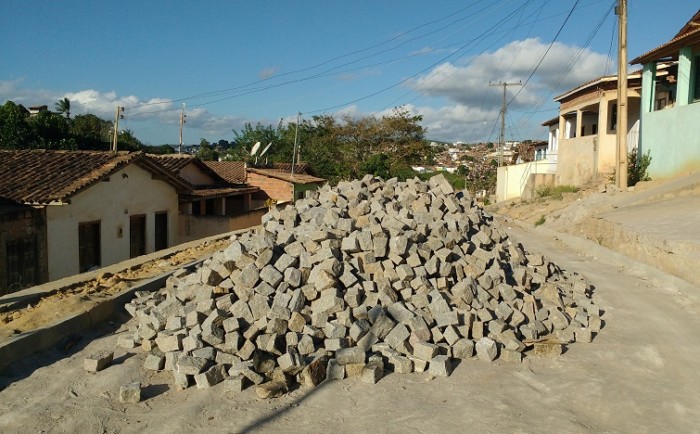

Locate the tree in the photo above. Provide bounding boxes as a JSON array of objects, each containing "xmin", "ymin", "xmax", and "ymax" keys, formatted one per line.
[
  {"xmin": 117, "ymin": 129, "xmax": 144, "ymax": 152},
  {"xmin": 0, "ymin": 101, "xmax": 32, "ymax": 149},
  {"xmin": 29, "ymin": 110, "xmax": 73, "ymax": 149},
  {"xmin": 70, "ymin": 113, "xmax": 111, "ymax": 150},
  {"xmin": 229, "ymin": 120, "xmax": 292, "ymax": 164},
  {"xmin": 457, "ymin": 164, "xmax": 470, "ymax": 189},
  {"xmin": 148, "ymin": 144, "xmax": 176, "ymax": 155},
  {"xmin": 196, "ymin": 138, "xmax": 219, "ymax": 161},
  {"xmin": 55, "ymin": 97, "xmax": 71, "ymax": 119}
]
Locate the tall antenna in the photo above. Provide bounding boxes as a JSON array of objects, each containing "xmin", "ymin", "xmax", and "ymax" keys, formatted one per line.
[
  {"xmin": 489, "ymin": 81, "xmax": 521, "ymax": 166},
  {"xmin": 179, "ymin": 103, "xmax": 186, "ymax": 154}
]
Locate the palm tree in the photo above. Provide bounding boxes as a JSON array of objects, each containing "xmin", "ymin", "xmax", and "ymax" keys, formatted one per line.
[{"xmin": 55, "ymin": 97, "xmax": 71, "ymax": 119}]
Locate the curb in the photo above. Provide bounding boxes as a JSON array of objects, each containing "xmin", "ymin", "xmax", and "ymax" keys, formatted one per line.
[{"xmin": 0, "ymin": 228, "xmax": 262, "ymax": 373}]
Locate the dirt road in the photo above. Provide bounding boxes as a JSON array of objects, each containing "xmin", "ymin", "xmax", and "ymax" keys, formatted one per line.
[{"xmin": 0, "ymin": 218, "xmax": 698, "ymax": 433}]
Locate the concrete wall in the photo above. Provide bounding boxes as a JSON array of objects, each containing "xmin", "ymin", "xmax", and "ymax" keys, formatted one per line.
[
  {"xmin": 640, "ymin": 102, "xmax": 700, "ymax": 178},
  {"xmin": 556, "ymin": 135, "xmax": 597, "ymax": 186},
  {"xmin": 496, "ymin": 159, "xmax": 557, "ymax": 202},
  {"xmin": 46, "ymin": 164, "xmax": 179, "ymax": 280},
  {"xmin": 247, "ymin": 172, "xmax": 293, "ymax": 202},
  {"xmin": 640, "ymin": 50, "xmax": 700, "ymax": 179},
  {"xmin": 178, "ymin": 208, "xmax": 267, "ymax": 243}
]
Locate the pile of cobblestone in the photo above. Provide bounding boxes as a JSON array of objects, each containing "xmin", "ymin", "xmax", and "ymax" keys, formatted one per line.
[{"xmin": 117, "ymin": 175, "xmax": 601, "ymax": 396}]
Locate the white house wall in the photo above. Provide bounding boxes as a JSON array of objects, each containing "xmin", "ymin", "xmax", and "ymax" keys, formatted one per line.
[{"xmin": 46, "ymin": 165, "xmax": 179, "ymax": 280}]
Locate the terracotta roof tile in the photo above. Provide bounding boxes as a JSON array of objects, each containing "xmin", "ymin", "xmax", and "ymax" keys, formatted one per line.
[
  {"xmin": 203, "ymin": 161, "xmax": 247, "ymax": 183},
  {"xmin": 182, "ymin": 186, "xmax": 259, "ymax": 200},
  {"xmin": 247, "ymin": 168, "xmax": 326, "ymax": 185},
  {"xmin": 147, "ymin": 153, "xmax": 197, "ymax": 172},
  {"xmin": 271, "ymin": 162, "xmax": 313, "ymax": 175},
  {"xmin": 0, "ymin": 150, "xmax": 187, "ymax": 205}
]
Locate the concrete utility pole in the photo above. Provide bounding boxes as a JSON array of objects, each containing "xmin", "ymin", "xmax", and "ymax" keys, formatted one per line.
[
  {"xmin": 616, "ymin": 0, "xmax": 628, "ymax": 189},
  {"xmin": 112, "ymin": 106, "xmax": 124, "ymax": 153},
  {"xmin": 489, "ymin": 81, "xmax": 521, "ymax": 166},
  {"xmin": 179, "ymin": 103, "xmax": 187, "ymax": 154},
  {"xmin": 291, "ymin": 112, "xmax": 301, "ymax": 178}
]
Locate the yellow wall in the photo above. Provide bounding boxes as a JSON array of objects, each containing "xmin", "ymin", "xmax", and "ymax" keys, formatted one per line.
[{"xmin": 180, "ymin": 163, "xmax": 216, "ymax": 185}]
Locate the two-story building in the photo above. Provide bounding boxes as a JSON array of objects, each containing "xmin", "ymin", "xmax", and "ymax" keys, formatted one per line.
[{"xmin": 631, "ymin": 9, "xmax": 700, "ymax": 179}]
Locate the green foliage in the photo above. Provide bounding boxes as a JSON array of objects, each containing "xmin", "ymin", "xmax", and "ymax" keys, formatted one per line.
[
  {"xmin": 227, "ymin": 120, "xmax": 295, "ymax": 164},
  {"xmin": 628, "ymin": 149, "xmax": 651, "ymax": 186},
  {"xmin": 0, "ymin": 101, "xmax": 32, "ymax": 149},
  {"xmin": 227, "ymin": 108, "xmax": 429, "ymax": 185},
  {"xmin": 0, "ymin": 101, "xmax": 77, "ymax": 150},
  {"xmin": 535, "ymin": 184, "xmax": 578, "ymax": 200},
  {"xmin": 534, "ymin": 215, "xmax": 546, "ymax": 226},
  {"xmin": 70, "ymin": 113, "xmax": 111, "ymax": 150},
  {"xmin": 55, "ymin": 98, "xmax": 71, "ymax": 119},
  {"xmin": 148, "ymin": 144, "xmax": 176, "ymax": 154},
  {"xmin": 360, "ymin": 153, "xmax": 391, "ymax": 179},
  {"xmin": 30, "ymin": 110, "xmax": 73, "ymax": 149},
  {"xmin": 196, "ymin": 138, "xmax": 219, "ymax": 161}
]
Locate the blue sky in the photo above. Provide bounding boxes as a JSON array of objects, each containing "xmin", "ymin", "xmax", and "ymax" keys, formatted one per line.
[{"xmin": 1, "ymin": 1, "xmax": 697, "ymax": 146}]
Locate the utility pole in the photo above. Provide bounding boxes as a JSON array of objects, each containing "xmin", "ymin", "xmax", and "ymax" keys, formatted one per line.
[
  {"xmin": 291, "ymin": 112, "xmax": 301, "ymax": 178},
  {"xmin": 112, "ymin": 106, "xmax": 124, "ymax": 153},
  {"xmin": 179, "ymin": 103, "xmax": 187, "ymax": 154},
  {"xmin": 616, "ymin": 0, "xmax": 628, "ymax": 189},
  {"xmin": 489, "ymin": 81, "xmax": 521, "ymax": 166}
]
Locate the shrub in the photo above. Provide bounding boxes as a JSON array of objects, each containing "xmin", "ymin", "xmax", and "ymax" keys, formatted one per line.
[
  {"xmin": 628, "ymin": 149, "xmax": 651, "ymax": 186},
  {"xmin": 535, "ymin": 184, "xmax": 578, "ymax": 200}
]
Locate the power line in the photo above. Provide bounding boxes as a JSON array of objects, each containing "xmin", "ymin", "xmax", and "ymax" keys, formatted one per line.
[
  {"xmin": 507, "ymin": 0, "xmax": 582, "ymax": 106},
  {"xmin": 513, "ymin": 1, "xmax": 615, "ymax": 127},
  {"xmin": 124, "ymin": 0, "xmax": 499, "ymax": 114}
]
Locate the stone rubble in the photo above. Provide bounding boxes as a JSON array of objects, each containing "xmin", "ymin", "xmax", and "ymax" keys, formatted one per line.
[{"xmin": 117, "ymin": 174, "xmax": 601, "ymax": 396}]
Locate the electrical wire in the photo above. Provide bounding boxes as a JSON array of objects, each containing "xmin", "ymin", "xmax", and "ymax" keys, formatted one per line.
[{"xmin": 123, "ymin": 0, "xmax": 499, "ymax": 114}]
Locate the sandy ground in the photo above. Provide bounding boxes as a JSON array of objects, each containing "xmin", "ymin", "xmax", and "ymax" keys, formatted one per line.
[
  {"xmin": 1, "ymin": 218, "xmax": 698, "ymax": 433},
  {"xmin": 0, "ymin": 238, "xmax": 230, "ymax": 342}
]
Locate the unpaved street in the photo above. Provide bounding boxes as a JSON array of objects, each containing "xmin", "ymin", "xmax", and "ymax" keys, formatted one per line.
[{"xmin": 0, "ymin": 220, "xmax": 698, "ymax": 433}]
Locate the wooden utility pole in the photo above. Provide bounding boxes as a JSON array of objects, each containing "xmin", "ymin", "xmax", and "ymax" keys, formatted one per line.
[
  {"xmin": 112, "ymin": 106, "xmax": 124, "ymax": 153},
  {"xmin": 616, "ymin": 0, "xmax": 628, "ymax": 189},
  {"xmin": 489, "ymin": 81, "xmax": 521, "ymax": 166},
  {"xmin": 179, "ymin": 103, "xmax": 186, "ymax": 154}
]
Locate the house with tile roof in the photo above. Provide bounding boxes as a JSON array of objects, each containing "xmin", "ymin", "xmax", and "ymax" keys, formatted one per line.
[
  {"xmin": 549, "ymin": 68, "xmax": 647, "ymax": 187},
  {"xmin": 0, "ymin": 150, "xmax": 188, "ymax": 292},
  {"xmin": 147, "ymin": 154, "xmax": 265, "ymax": 242},
  {"xmin": 495, "ymin": 68, "xmax": 649, "ymax": 202},
  {"xmin": 204, "ymin": 161, "xmax": 327, "ymax": 203},
  {"xmin": 631, "ymin": 9, "xmax": 700, "ymax": 179}
]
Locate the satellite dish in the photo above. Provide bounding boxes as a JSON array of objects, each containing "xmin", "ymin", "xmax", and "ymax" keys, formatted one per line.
[
  {"xmin": 250, "ymin": 141, "xmax": 261, "ymax": 156},
  {"xmin": 259, "ymin": 142, "xmax": 273, "ymax": 157}
]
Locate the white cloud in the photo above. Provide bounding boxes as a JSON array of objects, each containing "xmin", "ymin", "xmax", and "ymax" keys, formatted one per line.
[
  {"xmin": 259, "ymin": 66, "xmax": 279, "ymax": 80},
  {"xmin": 406, "ymin": 38, "xmax": 611, "ymax": 141},
  {"xmin": 0, "ymin": 80, "xmax": 256, "ymax": 143}
]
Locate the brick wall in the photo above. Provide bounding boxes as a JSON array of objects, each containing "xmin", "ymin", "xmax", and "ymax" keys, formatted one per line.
[
  {"xmin": 247, "ymin": 172, "xmax": 293, "ymax": 202},
  {"xmin": 0, "ymin": 205, "xmax": 49, "ymax": 294}
]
